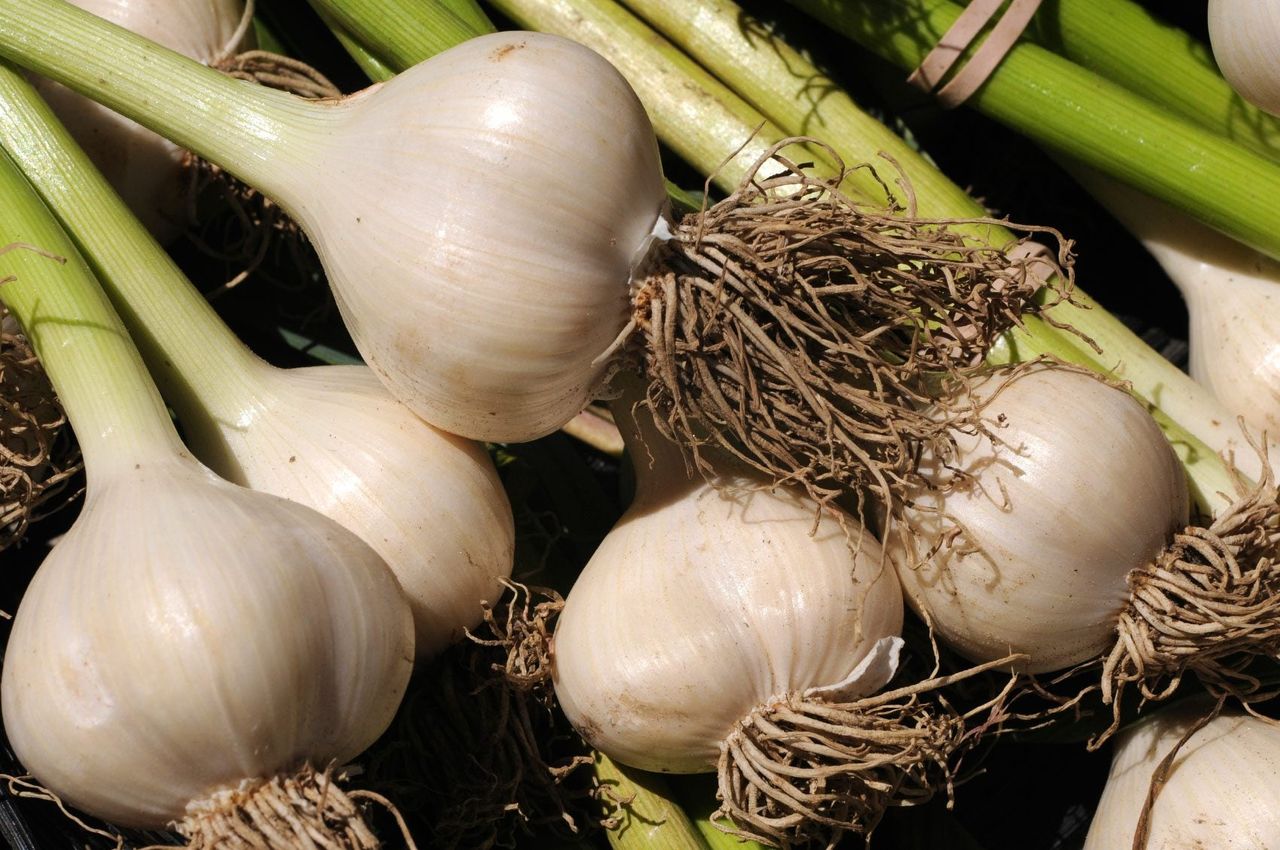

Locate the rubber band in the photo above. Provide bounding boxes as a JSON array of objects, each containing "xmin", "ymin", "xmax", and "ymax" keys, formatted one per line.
[{"xmin": 908, "ymin": 0, "xmax": 1043, "ymax": 109}]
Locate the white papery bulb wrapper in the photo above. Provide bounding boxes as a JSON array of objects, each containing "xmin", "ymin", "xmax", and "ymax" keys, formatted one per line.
[
  {"xmin": 178, "ymin": 364, "xmax": 515, "ymax": 660},
  {"xmin": 1084, "ymin": 701, "xmax": 1280, "ymax": 848},
  {"xmin": 274, "ymin": 32, "xmax": 669, "ymax": 442},
  {"xmin": 1209, "ymin": 0, "xmax": 1280, "ymax": 117},
  {"xmin": 1, "ymin": 454, "xmax": 414, "ymax": 827},
  {"xmin": 885, "ymin": 366, "xmax": 1189, "ymax": 673},
  {"xmin": 552, "ymin": 402, "xmax": 904, "ymax": 773},
  {"xmin": 31, "ymin": 0, "xmax": 248, "ymax": 241}
]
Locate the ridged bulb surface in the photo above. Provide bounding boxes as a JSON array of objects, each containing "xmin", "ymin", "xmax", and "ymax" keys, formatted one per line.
[
  {"xmin": 885, "ymin": 367, "xmax": 1188, "ymax": 673},
  {"xmin": 1, "ymin": 455, "xmax": 414, "ymax": 827},
  {"xmin": 280, "ymin": 32, "xmax": 668, "ymax": 442},
  {"xmin": 553, "ymin": 464, "xmax": 903, "ymax": 773},
  {"xmin": 1181, "ymin": 257, "xmax": 1280, "ymax": 438},
  {"xmin": 1209, "ymin": 0, "xmax": 1280, "ymax": 117},
  {"xmin": 31, "ymin": 0, "xmax": 247, "ymax": 241},
  {"xmin": 182, "ymin": 364, "xmax": 515, "ymax": 660},
  {"xmin": 1084, "ymin": 702, "xmax": 1280, "ymax": 848}
]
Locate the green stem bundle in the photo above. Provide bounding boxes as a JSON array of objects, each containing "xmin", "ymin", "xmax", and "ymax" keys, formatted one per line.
[{"xmin": 788, "ymin": 0, "xmax": 1280, "ymax": 262}]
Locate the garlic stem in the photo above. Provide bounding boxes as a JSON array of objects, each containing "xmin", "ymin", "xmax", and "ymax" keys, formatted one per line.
[
  {"xmin": 593, "ymin": 752, "xmax": 711, "ymax": 850},
  {"xmin": 0, "ymin": 63, "xmax": 270, "ymax": 428},
  {"xmin": 1028, "ymin": 0, "xmax": 1280, "ymax": 165},
  {"xmin": 788, "ymin": 0, "xmax": 1280, "ymax": 262},
  {"xmin": 309, "ymin": 3, "xmax": 395, "ymax": 82},
  {"xmin": 486, "ymin": 0, "xmax": 841, "ymax": 193},
  {"xmin": 305, "ymin": 0, "xmax": 485, "ymax": 70},
  {"xmin": 0, "ymin": 0, "xmax": 331, "ymax": 205},
  {"xmin": 0, "ymin": 147, "xmax": 181, "ymax": 483}
]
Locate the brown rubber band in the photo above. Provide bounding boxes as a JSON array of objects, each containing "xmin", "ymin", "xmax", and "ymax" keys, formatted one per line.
[{"xmin": 908, "ymin": 0, "xmax": 1043, "ymax": 109}]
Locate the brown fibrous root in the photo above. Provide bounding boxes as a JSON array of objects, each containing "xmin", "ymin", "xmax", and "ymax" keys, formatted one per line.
[
  {"xmin": 634, "ymin": 137, "xmax": 1077, "ymax": 509},
  {"xmin": 1, "ymin": 248, "xmax": 84, "ymax": 550},
  {"xmin": 1100, "ymin": 437, "xmax": 1280, "ymax": 746},
  {"xmin": 469, "ymin": 578, "xmax": 564, "ymax": 693},
  {"xmin": 362, "ymin": 583, "xmax": 591, "ymax": 849},
  {"xmin": 716, "ymin": 656, "xmax": 1020, "ymax": 849},
  {"xmin": 176, "ymin": 764, "xmax": 398, "ymax": 850}
]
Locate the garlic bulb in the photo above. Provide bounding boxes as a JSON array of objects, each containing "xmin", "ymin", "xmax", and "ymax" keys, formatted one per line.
[
  {"xmin": 3, "ymin": 453, "xmax": 414, "ymax": 827},
  {"xmin": 1084, "ymin": 701, "xmax": 1280, "ymax": 849},
  {"xmin": 553, "ymin": 395, "xmax": 903, "ymax": 772},
  {"xmin": 183, "ymin": 364, "xmax": 514, "ymax": 659},
  {"xmin": 0, "ymin": 67, "xmax": 514, "ymax": 661},
  {"xmin": 30, "ymin": 0, "xmax": 249, "ymax": 241},
  {"xmin": 294, "ymin": 33, "xmax": 667, "ymax": 441},
  {"xmin": 1209, "ymin": 0, "xmax": 1280, "ymax": 117},
  {"xmin": 1077, "ymin": 172, "xmax": 1280, "ymax": 443},
  {"xmin": 552, "ymin": 386, "xmax": 909, "ymax": 847},
  {"xmin": 885, "ymin": 365, "xmax": 1189, "ymax": 673}
]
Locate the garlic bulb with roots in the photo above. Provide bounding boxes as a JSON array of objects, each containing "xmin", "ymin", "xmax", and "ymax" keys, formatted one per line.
[
  {"xmin": 0, "ymin": 65, "xmax": 514, "ymax": 660},
  {"xmin": 30, "ymin": 0, "xmax": 250, "ymax": 241},
  {"xmin": 886, "ymin": 364, "xmax": 1189, "ymax": 675},
  {"xmin": 0, "ymin": 7, "xmax": 1069, "ymax": 507},
  {"xmin": 887, "ymin": 363, "xmax": 1280, "ymax": 737},
  {"xmin": 1209, "ymin": 0, "xmax": 1280, "ymax": 117},
  {"xmin": 552, "ymin": 380, "xmax": 1010, "ymax": 847},
  {"xmin": 4, "ymin": 453, "xmax": 415, "ymax": 832},
  {"xmin": 0, "ymin": 160, "xmax": 413, "ymax": 847},
  {"xmin": 1084, "ymin": 700, "xmax": 1280, "ymax": 849}
]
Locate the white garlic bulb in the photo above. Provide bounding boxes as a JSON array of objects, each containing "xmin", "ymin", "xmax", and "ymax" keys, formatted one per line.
[
  {"xmin": 283, "ymin": 32, "xmax": 668, "ymax": 441},
  {"xmin": 885, "ymin": 366, "xmax": 1188, "ymax": 673},
  {"xmin": 30, "ymin": 0, "xmax": 249, "ymax": 241},
  {"xmin": 1082, "ymin": 173, "xmax": 1280, "ymax": 441},
  {"xmin": 181, "ymin": 363, "xmax": 515, "ymax": 659},
  {"xmin": 552, "ymin": 395, "xmax": 903, "ymax": 773},
  {"xmin": 1084, "ymin": 700, "xmax": 1280, "ymax": 848},
  {"xmin": 2, "ymin": 452, "xmax": 415, "ymax": 827},
  {"xmin": 1209, "ymin": 0, "xmax": 1280, "ymax": 117}
]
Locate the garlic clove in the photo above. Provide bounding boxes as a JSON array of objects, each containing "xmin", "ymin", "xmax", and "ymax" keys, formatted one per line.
[
  {"xmin": 29, "ymin": 0, "xmax": 250, "ymax": 242},
  {"xmin": 1084, "ymin": 700, "xmax": 1280, "ymax": 848},
  {"xmin": 552, "ymin": 472, "xmax": 903, "ymax": 774},
  {"xmin": 1209, "ymin": 0, "xmax": 1280, "ymax": 117},
  {"xmin": 280, "ymin": 32, "xmax": 669, "ymax": 442},
  {"xmin": 1, "ymin": 454, "xmax": 415, "ymax": 827},
  {"xmin": 179, "ymin": 364, "xmax": 515, "ymax": 660},
  {"xmin": 885, "ymin": 366, "xmax": 1189, "ymax": 673}
]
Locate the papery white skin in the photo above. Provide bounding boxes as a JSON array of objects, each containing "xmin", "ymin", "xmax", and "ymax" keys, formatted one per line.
[
  {"xmin": 180, "ymin": 363, "xmax": 515, "ymax": 659},
  {"xmin": 31, "ymin": 0, "xmax": 248, "ymax": 241},
  {"xmin": 267, "ymin": 32, "xmax": 668, "ymax": 442},
  {"xmin": 1209, "ymin": 0, "xmax": 1280, "ymax": 117},
  {"xmin": 552, "ymin": 396, "xmax": 904, "ymax": 773},
  {"xmin": 1084, "ymin": 701, "xmax": 1280, "ymax": 849},
  {"xmin": 1, "ymin": 453, "xmax": 415, "ymax": 828},
  {"xmin": 884, "ymin": 367, "xmax": 1188, "ymax": 674}
]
